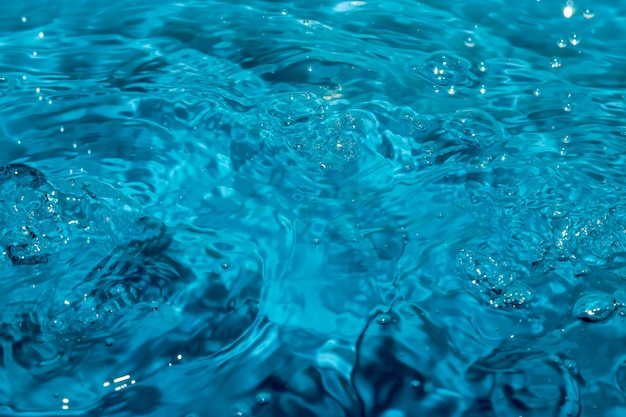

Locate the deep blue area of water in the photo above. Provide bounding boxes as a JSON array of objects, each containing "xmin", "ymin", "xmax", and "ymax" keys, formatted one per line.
[{"xmin": 1, "ymin": 0, "xmax": 626, "ymax": 416}]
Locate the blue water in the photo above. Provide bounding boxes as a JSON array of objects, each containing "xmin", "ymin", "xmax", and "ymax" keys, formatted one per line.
[{"xmin": 1, "ymin": 0, "xmax": 626, "ymax": 416}]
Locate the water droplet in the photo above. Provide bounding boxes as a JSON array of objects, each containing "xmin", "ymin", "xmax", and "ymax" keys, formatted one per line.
[
  {"xmin": 573, "ymin": 293, "xmax": 616, "ymax": 323},
  {"xmin": 376, "ymin": 313, "xmax": 393, "ymax": 325},
  {"xmin": 228, "ymin": 403, "xmax": 250, "ymax": 417},
  {"xmin": 563, "ymin": 3, "xmax": 575, "ymax": 18},
  {"xmin": 569, "ymin": 32, "xmax": 581, "ymax": 46},
  {"xmin": 220, "ymin": 261, "xmax": 230, "ymax": 270},
  {"xmin": 464, "ymin": 36, "xmax": 475, "ymax": 47},
  {"xmin": 582, "ymin": 8, "xmax": 595, "ymax": 19},
  {"xmin": 104, "ymin": 337, "xmax": 114, "ymax": 347},
  {"xmin": 550, "ymin": 57, "xmax": 562, "ymax": 68},
  {"xmin": 563, "ymin": 102, "xmax": 573, "ymax": 112},
  {"xmin": 256, "ymin": 391, "xmax": 271, "ymax": 405},
  {"xmin": 557, "ymin": 37, "xmax": 567, "ymax": 48}
]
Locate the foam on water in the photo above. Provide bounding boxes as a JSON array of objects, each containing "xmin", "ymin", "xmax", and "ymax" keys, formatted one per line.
[{"xmin": 1, "ymin": 0, "xmax": 626, "ymax": 416}]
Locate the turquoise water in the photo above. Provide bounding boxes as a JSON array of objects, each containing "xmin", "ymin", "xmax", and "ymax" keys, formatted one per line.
[{"xmin": 1, "ymin": 0, "xmax": 626, "ymax": 416}]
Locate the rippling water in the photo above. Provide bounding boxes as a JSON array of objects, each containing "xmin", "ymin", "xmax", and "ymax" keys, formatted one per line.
[{"xmin": 1, "ymin": 0, "xmax": 626, "ymax": 416}]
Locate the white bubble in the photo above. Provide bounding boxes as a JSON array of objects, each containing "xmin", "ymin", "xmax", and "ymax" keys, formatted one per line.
[
  {"xmin": 563, "ymin": 102, "xmax": 573, "ymax": 112},
  {"xmin": 38, "ymin": 31, "xmax": 44, "ymax": 39},
  {"xmin": 563, "ymin": 4, "xmax": 574, "ymax": 18},
  {"xmin": 464, "ymin": 36, "xmax": 475, "ymax": 47},
  {"xmin": 557, "ymin": 37, "xmax": 567, "ymax": 48},
  {"xmin": 21, "ymin": 16, "xmax": 27, "ymax": 23},
  {"xmin": 569, "ymin": 32, "xmax": 581, "ymax": 46}
]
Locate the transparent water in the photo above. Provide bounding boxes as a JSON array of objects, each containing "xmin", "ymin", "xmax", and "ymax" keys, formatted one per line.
[{"xmin": 1, "ymin": 0, "xmax": 626, "ymax": 416}]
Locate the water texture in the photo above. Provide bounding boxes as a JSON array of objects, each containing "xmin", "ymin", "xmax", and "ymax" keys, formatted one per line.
[{"xmin": 1, "ymin": 0, "xmax": 626, "ymax": 416}]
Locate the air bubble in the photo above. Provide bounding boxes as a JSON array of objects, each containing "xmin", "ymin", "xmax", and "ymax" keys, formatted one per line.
[
  {"xmin": 569, "ymin": 32, "xmax": 580, "ymax": 46},
  {"xmin": 312, "ymin": 236, "xmax": 321, "ymax": 245},
  {"xmin": 220, "ymin": 261, "xmax": 230, "ymax": 270},
  {"xmin": 581, "ymin": 8, "xmax": 595, "ymax": 19},
  {"xmin": 376, "ymin": 313, "xmax": 393, "ymax": 325},
  {"xmin": 573, "ymin": 293, "xmax": 616, "ymax": 323},
  {"xmin": 104, "ymin": 337, "xmax": 114, "ymax": 347},
  {"xmin": 281, "ymin": 8, "xmax": 287, "ymax": 15},
  {"xmin": 478, "ymin": 61, "xmax": 487, "ymax": 72},
  {"xmin": 562, "ymin": 135, "xmax": 571, "ymax": 143},
  {"xmin": 255, "ymin": 391, "xmax": 271, "ymax": 405},
  {"xmin": 228, "ymin": 403, "xmax": 250, "ymax": 417},
  {"xmin": 410, "ymin": 380, "xmax": 421, "ymax": 389},
  {"xmin": 503, "ymin": 285, "xmax": 535, "ymax": 307},
  {"xmin": 563, "ymin": 102, "xmax": 573, "ymax": 112},
  {"xmin": 550, "ymin": 57, "xmax": 562, "ymax": 68},
  {"xmin": 418, "ymin": 51, "xmax": 472, "ymax": 86},
  {"xmin": 557, "ymin": 37, "xmax": 567, "ymax": 48},
  {"xmin": 464, "ymin": 36, "xmax": 475, "ymax": 47},
  {"xmin": 443, "ymin": 109, "xmax": 502, "ymax": 147}
]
